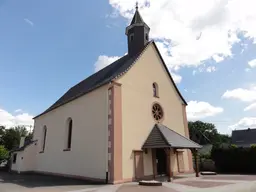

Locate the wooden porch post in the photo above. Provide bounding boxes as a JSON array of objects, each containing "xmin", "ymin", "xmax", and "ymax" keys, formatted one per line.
[
  {"xmin": 192, "ymin": 149, "xmax": 199, "ymax": 177},
  {"xmin": 151, "ymin": 148, "xmax": 156, "ymax": 180},
  {"xmin": 164, "ymin": 148, "xmax": 172, "ymax": 182}
]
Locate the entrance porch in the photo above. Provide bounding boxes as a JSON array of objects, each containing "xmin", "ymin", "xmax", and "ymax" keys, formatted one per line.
[{"xmin": 133, "ymin": 124, "xmax": 201, "ymax": 182}]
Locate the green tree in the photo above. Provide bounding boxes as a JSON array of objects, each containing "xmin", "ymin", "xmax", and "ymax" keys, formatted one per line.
[
  {"xmin": 218, "ymin": 134, "xmax": 231, "ymax": 143},
  {"xmin": 0, "ymin": 126, "xmax": 5, "ymax": 145},
  {"xmin": 188, "ymin": 120, "xmax": 231, "ymax": 145},
  {"xmin": 25, "ymin": 132, "xmax": 33, "ymax": 143},
  {"xmin": 0, "ymin": 145, "xmax": 8, "ymax": 163},
  {"xmin": 1, "ymin": 126, "xmax": 28, "ymax": 150}
]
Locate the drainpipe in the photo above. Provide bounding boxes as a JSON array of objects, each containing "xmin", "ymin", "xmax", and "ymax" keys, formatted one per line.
[{"xmin": 105, "ymin": 83, "xmax": 111, "ymax": 184}]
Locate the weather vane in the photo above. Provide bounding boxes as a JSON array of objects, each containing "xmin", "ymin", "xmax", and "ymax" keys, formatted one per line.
[{"xmin": 135, "ymin": 2, "xmax": 138, "ymax": 10}]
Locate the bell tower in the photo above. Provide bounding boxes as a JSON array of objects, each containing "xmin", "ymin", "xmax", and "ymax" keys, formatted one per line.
[{"xmin": 125, "ymin": 3, "xmax": 150, "ymax": 56}]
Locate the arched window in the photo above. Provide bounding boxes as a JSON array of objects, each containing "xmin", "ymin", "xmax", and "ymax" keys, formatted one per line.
[
  {"xmin": 153, "ymin": 83, "xmax": 159, "ymax": 97},
  {"xmin": 65, "ymin": 118, "xmax": 73, "ymax": 150},
  {"xmin": 130, "ymin": 33, "xmax": 134, "ymax": 42},
  {"xmin": 41, "ymin": 126, "xmax": 47, "ymax": 152}
]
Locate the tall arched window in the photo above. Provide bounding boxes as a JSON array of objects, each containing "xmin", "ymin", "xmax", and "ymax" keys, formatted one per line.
[
  {"xmin": 153, "ymin": 83, "xmax": 159, "ymax": 97},
  {"xmin": 41, "ymin": 126, "xmax": 47, "ymax": 152},
  {"xmin": 65, "ymin": 118, "xmax": 73, "ymax": 150}
]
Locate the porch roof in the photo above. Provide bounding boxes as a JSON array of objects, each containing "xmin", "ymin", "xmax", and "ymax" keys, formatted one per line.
[{"xmin": 142, "ymin": 124, "xmax": 202, "ymax": 149}]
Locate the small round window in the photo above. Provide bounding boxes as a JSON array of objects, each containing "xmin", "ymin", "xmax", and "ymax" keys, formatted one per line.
[{"xmin": 152, "ymin": 103, "xmax": 164, "ymax": 122}]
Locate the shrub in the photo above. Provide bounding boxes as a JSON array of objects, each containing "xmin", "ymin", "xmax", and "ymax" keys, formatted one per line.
[
  {"xmin": 211, "ymin": 145, "xmax": 256, "ymax": 173},
  {"xmin": 200, "ymin": 153, "xmax": 211, "ymax": 159},
  {"xmin": 230, "ymin": 144, "xmax": 238, "ymax": 148}
]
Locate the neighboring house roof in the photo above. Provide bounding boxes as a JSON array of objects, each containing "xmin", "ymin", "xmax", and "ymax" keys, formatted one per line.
[
  {"xmin": 11, "ymin": 140, "xmax": 37, "ymax": 153},
  {"xmin": 142, "ymin": 124, "xmax": 202, "ymax": 149},
  {"xmin": 34, "ymin": 41, "xmax": 187, "ymax": 119},
  {"xmin": 231, "ymin": 128, "xmax": 256, "ymax": 147}
]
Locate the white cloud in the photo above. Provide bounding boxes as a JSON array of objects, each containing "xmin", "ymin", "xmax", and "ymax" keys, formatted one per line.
[
  {"xmin": 186, "ymin": 101, "xmax": 224, "ymax": 120},
  {"xmin": 222, "ymin": 86, "xmax": 256, "ymax": 102},
  {"xmin": 0, "ymin": 108, "xmax": 34, "ymax": 128},
  {"xmin": 109, "ymin": 0, "xmax": 256, "ymax": 70},
  {"xmin": 229, "ymin": 117, "xmax": 256, "ymax": 130},
  {"xmin": 206, "ymin": 66, "xmax": 217, "ymax": 73},
  {"xmin": 248, "ymin": 59, "xmax": 256, "ymax": 68},
  {"xmin": 245, "ymin": 68, "xmax": 251, "ymax": 72},
  {"xmin": 192, "ymin": 66, "xmax": 216, "ymax": 75},
  {"xmin": 244, "ymin": 102, "xmax": 256, "ymax": 111},
  {"xmin": 14, "ymin": 109, "xmax": 23, "ymax": 113},
  {"xmin": 170, "ymin": 72, "xmax": 182, "ymax": 84},
  {"xmin": 24, "ymin": 18, "xmax": 34, "ymax": 26},
  {"xmin": 212, "ymin": 55, "xmax": 224, "ymax": 63},
  {"xmin": 94, "ymin": 55, "xmax": 120, "ymax": 72}
]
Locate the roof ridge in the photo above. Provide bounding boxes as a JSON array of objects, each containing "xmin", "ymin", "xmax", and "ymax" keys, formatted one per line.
[
  {"xmin": 158, "ymin": 124, "xmax": 202, "ymax": 148},
  {"xmin": 154, "ymin": 124, "xmax": 171, "ymax": 147},
  {"xmin": 112, "ymin": 40, "xmax": 153, "ymax": 81},
  {"xmin": 69, "ymin": 55, "xmax": 128, "ymax": 91}
]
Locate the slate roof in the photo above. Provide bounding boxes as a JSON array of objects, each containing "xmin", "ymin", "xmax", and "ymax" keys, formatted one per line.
[
  {"xmin": 232, "ymin": 128, "xmax": 256, "ymax": 147},
  {"xmin": 34, "ymin": 41, "xmax": 187, "ymax": 119},
  {"xmin": 131, "ymin": 9, "xmax": 144, "ymax": 25},
  {"xmin": 129, "ymin": 8, "xmax": 150, "ymax": 29},
  {"xmin": 34, "ymin": 47, "xmax": 144, "ymax": 118},
  {"xmin": 142, "ymin": 124, "xmax": 202, "ymax": 149}
]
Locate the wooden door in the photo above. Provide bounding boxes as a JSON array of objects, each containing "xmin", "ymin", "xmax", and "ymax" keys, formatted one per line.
[
  {"xmin": 156, "ymin": 148, "xmax": 167, "ymax": 175},
  {"xmin": 134, "ymin": 151, "xmax": 144, "ymax": 179},
  {"xmin": 177, "ymin": 151, "xmax": 185, "ymax": 173}
]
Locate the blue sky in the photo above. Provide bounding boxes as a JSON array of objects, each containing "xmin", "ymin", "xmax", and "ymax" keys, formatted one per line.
[{"xmin": 1, "ymin": 0, "xmax": 256, "ymax": 134}]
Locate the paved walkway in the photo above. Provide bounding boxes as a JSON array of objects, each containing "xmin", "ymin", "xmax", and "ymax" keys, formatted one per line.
[
  {"xmin": 108, "ymin": 175, "xmax": 256, "ymax": 192},
  {"xmin": 1, "ymin": 173, "xmax": 256, "ymax": 192}
]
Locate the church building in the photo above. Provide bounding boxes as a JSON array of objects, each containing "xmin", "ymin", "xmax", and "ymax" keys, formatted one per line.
[{"xmin": 10, "ymin": 5, "xmax": 201, "ymax": 184}]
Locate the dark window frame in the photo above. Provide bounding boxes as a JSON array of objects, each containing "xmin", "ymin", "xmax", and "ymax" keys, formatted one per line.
[
  {"xmin": 41, "ymin": 126, "xmax": 47, "ymax": 153},
  {"xmin": 13, "ymin": 153, "xmax": 17, "ymax": 164},
  {"xmin": 64, "ymin": 118, "xmax": 73, "ymax": 151},
  {"xmin": 153, "ymin": 83, "xmax": 159, "ymax": 98},
  {"xmin": 67, "ymin": 119, "xmax": 72, "ymax": 149},
  {"xmin": 146, "ymin": 33, "xmax": 149, "ymax": 41},
  {"xmin": 130, "ymin": 33, "xmax": 134, "ymax": 42}
]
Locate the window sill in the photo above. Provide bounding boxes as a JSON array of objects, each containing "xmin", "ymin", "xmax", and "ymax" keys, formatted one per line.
[
  {"xmin": 154, "ymin": 96, "xmax": 159, "ymax": 98},
  {"xmin": 63, "ymin": 148, "xmax": 71, "ymax": 152},
  {"xmin": 39, "ymin": 151, "xmax": 44, "ymax": 154}
]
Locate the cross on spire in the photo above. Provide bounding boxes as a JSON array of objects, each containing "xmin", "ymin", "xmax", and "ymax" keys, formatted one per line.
[{"xmin": 135, "ymin": 2, "xmax": 138, "ymax": 10}]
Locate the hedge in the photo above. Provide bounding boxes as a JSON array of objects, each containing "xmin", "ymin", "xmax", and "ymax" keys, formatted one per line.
[{"xmin": 211, "ymin": 145, "xmax": 256, "ymax": 173}]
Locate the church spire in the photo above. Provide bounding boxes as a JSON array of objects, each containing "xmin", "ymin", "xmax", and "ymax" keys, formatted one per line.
[{"xmin": 125, "ymin": 3, "xmax": 150, "ymax": 56}]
